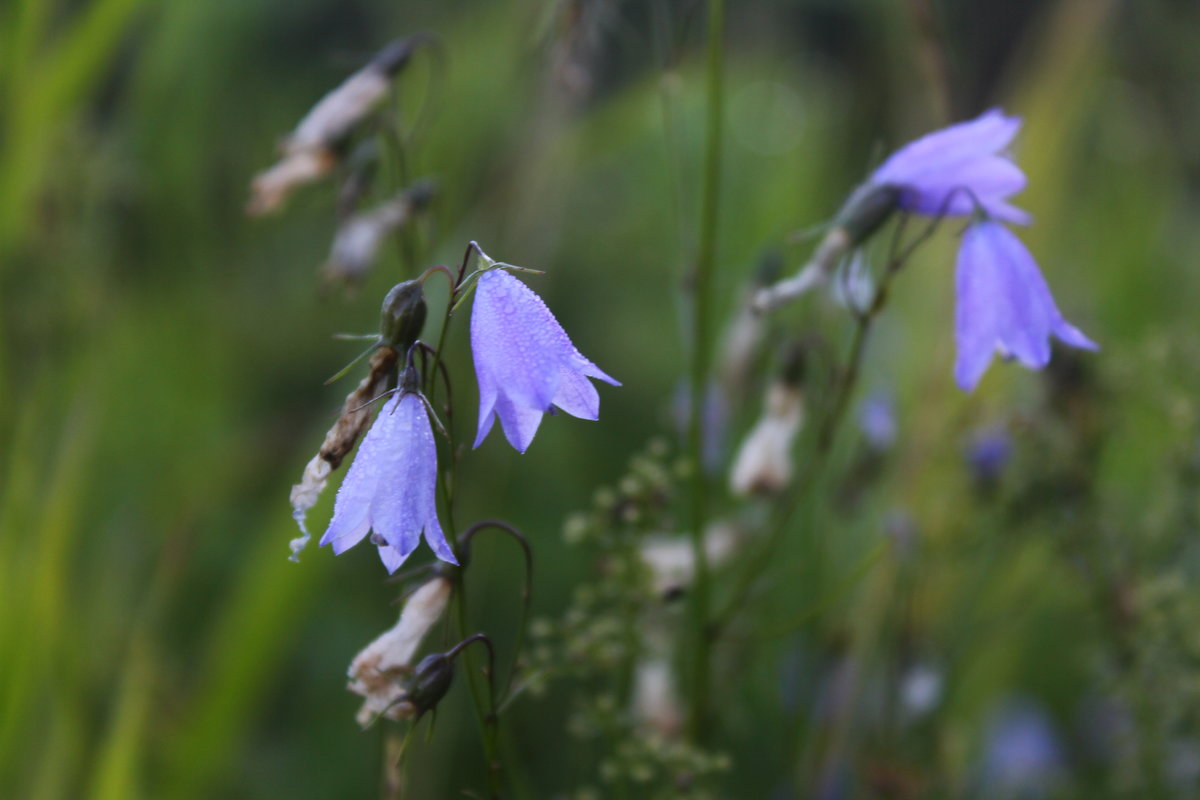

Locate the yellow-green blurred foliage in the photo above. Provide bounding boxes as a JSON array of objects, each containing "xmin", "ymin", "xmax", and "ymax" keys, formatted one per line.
[{"xmin": 2, "ymin": 0, "xmax": 1199, "ymax": 796}]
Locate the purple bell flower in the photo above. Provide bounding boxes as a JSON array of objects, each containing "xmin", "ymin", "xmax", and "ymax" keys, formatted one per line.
[
  {"xmin": 320, "ymin": 392, "xmax": 457, "ymax": 572},
  {"xmin": 870, "ymin": 109, "xmax": 1031, "ymax": 225},
  {"xmin": 470, "ymin": 269, "xmax": 619, "ymax": 453},
  {"xmin": 955, "ymin": 220, "xmax": 1097, "ymax": 391}
]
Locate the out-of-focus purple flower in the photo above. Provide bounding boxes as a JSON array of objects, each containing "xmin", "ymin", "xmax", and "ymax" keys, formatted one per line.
[
  {"xmin": 859, "ymin": 392, "xmax": 897, "ymax": 452},
  {"xmin": 980, "ymin": 699, "xmax": 1063, "ymax": 797},
  {"xmin": 870, "ymin": 109, "xmax": 1030, "ymax": 225},
  {"xmin": 470, "ymin": 269, "xmax": 619, "ymax": 453},
  {"xmin": 955, "ymin": 221, "xmax": 1097, "ymax": 391},
  {"xmin": 320, "ymin": 392, "xmax": 456, "ymax": 572},
  {"xmin": 966, "ymin": 427, "xmax": 1013, "ymax": 485}
]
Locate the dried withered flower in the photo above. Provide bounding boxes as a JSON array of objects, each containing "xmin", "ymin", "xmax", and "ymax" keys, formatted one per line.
[
  {"xmin": 247, "ymin": 38, "xmax": 420, "ymax": 216},
  {"xmin": 347, "ymin": 576, "xmax": 453, "ymax": 726},
  {"xmin": 322, "ymin": 181, "xmax": 436, "ymax": 284}
]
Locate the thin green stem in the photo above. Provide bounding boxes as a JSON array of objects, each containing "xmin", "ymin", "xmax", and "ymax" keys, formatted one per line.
[
  {"xmin": 459, "ymin": 520, "xmax": 534, "ymax": 705},
  {"xmin": 686, "ymin": 0, "xmax": 725, "ymax": 744},
  {"xmin": 449, "ymin": 572, "xmax": 503, "ymax": 798},
  {"xmin": 421, "ymin": 276, "xmax": 502, "ymax": 796}
]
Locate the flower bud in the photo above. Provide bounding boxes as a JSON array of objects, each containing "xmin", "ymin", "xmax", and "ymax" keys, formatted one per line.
[
  {"xmin": 404, "ymin": 652, "xmax": 455, "ymax": 717},
  {"xmin": 753, "ymin": 185, "xmax": 900, "ymax": 313},
  {"xmin": 834, "ymin": 182, "xmax": 901, "ymax": 245},
  {"xmin": 379, "ymin": 280, "xmax": 427, "ymax": 351}
]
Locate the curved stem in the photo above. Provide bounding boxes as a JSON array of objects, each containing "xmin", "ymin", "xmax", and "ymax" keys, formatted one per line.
[
  {"xmin": 450, "ymin": 571, "xmax": 504, "ymax": 798},
  {"xmin": 459, "ymin": 520, "xmax": 535, "ymax": 704}
]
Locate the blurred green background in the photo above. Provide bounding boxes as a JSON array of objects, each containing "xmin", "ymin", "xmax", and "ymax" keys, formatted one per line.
[{"xmin": 3, "ymin": 0, "xmax": 1200, "ymax": 796}]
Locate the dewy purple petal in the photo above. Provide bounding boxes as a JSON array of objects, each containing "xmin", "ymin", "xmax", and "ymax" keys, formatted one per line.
[
  {"xmin": 470, "ymin": 269, "xmax": 619, "ymax": 452},
  {"xmin": 471, "ymin": 270, "xmax": 567, "ymax": 410},
  {"xmin": 491, "ymin": 393, "xmax": 544, "ymax": 453},
  {"xmin": 552, "ymin": 366, "xmax": 600, "ymax": 421},
  {"xmin": 320, "ymin": 392, "xmax": 457, "ymax": 572},
  {"xmin": 372, "ymin": 394, "xmax": 432, "ymax": 559},
  {"xmin": 320, "ymin": 396, "xmax": 390, "ymax": 554}
]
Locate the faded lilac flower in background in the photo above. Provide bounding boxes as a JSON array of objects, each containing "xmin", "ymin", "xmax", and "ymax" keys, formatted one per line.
[
  {"xmin": 471, "ymin": 269, "xmax": 619, "ymax": 453},
  {"xmin": 320, "ymin": 392, "xmax": 457, "ymax": 572},
  {"xmin": 870, "ymin": 109, "xmax": 1030, "ymax": 225},
  {"xmin": 955, "ymin": 221, "xmax": 1097, "ymax": 391}
]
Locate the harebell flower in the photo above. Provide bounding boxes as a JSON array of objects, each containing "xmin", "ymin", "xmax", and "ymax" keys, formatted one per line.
[
  {"xmin": 321, "ymin": 388, "xmax": 457, "ymax": 573},
  {"xmin": 470, "ymin": 268, "xmax": 619, "ymax": 453}
]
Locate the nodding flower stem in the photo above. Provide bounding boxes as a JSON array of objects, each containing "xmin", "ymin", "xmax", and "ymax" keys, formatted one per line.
[{"xmin": 686, "ymin": 0, "xmax": 725, "ymax": 745}]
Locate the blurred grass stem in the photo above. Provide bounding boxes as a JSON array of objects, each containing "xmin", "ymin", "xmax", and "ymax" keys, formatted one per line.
[
  {"xmin": 716, "ymin": 214, "xmax": 936, "ymax": 631},
  {"xmin": 686, "ymin": 0, "xmax": 724, "ymax": 745}
]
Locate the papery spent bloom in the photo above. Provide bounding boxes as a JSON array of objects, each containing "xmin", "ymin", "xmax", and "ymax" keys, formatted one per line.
[
  {"xmin": 869, "ymin": 108, "xmax": 1030, "ymax": 225},
  {"xmin": 955, "ymin": 221, "xmax": 1097, "ymax": 391},
  {"xmin": 470, "ymin": 268, "xmax": 619, "ymax": 453},
  {"xmin": 320, "ymin": 391, "xmax": 457, "ymax": 572},
  {"xmin": 729, "ymin": 343, "xmax": 807, "ymax": 496},
  {"xmin": 323, "ymin": 182, "xmax": 435, "ymax": 284},
  {"xmin": 247, "ymin": 38, "xmax": 418, "ymax": 216},
  {"xmin": 729, "ymin": 380, "xmax": 804, "ymax": 496},
  {"xmin": 348, "ymin": 576, "xmax": 453, "ymax": 726}
]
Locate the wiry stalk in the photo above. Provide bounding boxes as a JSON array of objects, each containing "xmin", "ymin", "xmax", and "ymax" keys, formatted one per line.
[{"xmin": 686, "ymin": 0, "xmax": 725, "ymax": 744}]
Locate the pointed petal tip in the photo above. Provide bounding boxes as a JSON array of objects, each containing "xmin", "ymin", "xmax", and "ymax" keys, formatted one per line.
[
  {"xmin": 321, "ymin": 517, "xmax": 372, "ymax": 554},
  {"xmin": 955, "ymin": 367, "xmax": 984, "ymax": 393},
  {"xmin": 1055, "ymin": 321, "xmax": 1099, "ymax": 352},
  {"xmin": 473, "ymin": 400, "xmax": 497, "ymax": 449},
  {"xmin": 423, "ymin": 521, "xmax": 459, "ymax": 565}
]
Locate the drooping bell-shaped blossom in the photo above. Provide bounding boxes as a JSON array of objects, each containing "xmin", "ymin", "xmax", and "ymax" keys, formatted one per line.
[
  {"xmin": 755, "ymin": 110, "xmax": 1033, "ymax": 313},
  {"xmin": 320, "ymin": 392, "xmax": 457, "ymax": 572},
  {"xmin": 870, "ymin": 108, "xmax": 1031, "ymax": 225},
  {"xmin": 470, "ymin": 269, "xmax": 619, "ymax": 453},
  {"xmin": 955, "ymin": 220, "xmax": 1097, "ymax": 391}
]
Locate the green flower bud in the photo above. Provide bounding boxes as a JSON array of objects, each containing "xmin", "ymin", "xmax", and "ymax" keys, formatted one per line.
[
  {"xmin": 379, "ymin": 280, "xmax": 427, "ymax": 350},
  {"xmin": 835, "ymin": 182, "xmax": 901, "ymax": 244},
  {"xmin": 406, "ymin": 652, "xmax": 454, "ymax": 717}
]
